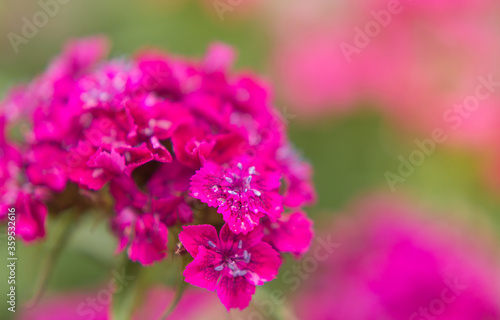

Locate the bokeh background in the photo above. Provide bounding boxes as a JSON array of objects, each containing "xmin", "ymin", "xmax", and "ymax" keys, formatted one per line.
[{"xmin": 1, "ymin": 0, "xmax": 500, "ymax": 319}]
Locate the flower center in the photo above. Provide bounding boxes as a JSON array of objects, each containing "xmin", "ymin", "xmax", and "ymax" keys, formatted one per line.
[
  {"xmin": 211, "ymin": 239, "xmax": 252, "ymax": 277},
  {"xmin": 223, "ymin": 163, "xmax": 262, "ymax": 197}
]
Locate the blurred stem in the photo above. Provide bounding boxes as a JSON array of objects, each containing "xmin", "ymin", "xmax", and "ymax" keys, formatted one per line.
[
  {"xmin": 253, "ymin": 288, "xmax": 300, "ymax": 320},
  {"xmin": 25, "ymin": 211, "xmax": 79, "ymax": 308},
  {"xmin": 111, "ymin": 256, "xmax": 143, "ymax": 320},
  {"xmin": 158, "ymin": 255, "xmax": 189, "ymax": 320}
]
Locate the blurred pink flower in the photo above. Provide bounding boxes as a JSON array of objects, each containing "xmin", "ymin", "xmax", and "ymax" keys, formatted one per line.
[
  {"xmin": 269, "ymin": 0, "xmax": 500, "ymax": 150},
  {"xmin": 17, "ymin": 286, "xmax": 227, "ymax": 320},
  {"xmin": 262, "ymin": 211, "xmax": 314, "ymax": 257},
  {"xmin": 294, "ymin": 195, "xmax": 500, "ymax": 320}
]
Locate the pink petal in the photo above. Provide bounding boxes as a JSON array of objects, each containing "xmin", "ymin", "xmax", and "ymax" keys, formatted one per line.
[
  {"xmin": 219, "ymin": 223, "xmax": 263, "ymax": 252},
  {"xmin": 265, "ymin": 211, "xmax": 314, "ymax": 257},
  {"xmin": 203, "ymin": 42, "xmax": 235, "ymax": 74},
  {"xmin": 148, "ymin": 136, "xmax": 173, "ymax": 163},
  {"xmin": 216, "ymin": 274, "xmax": 255, "ymax": 311},
  {"xmin": 245, "ymin": 242, "xmax": 282, "ymax": 286},
  {"xmin": 128, "ymin": 214, "xmax": 168, "ymax": 265},
  {"xmin": 152, "ymin": 196, "xmax": 193, "ymax": 226},
  {"xmin": 183, "ymin": 246, "xmax": 224, "ymax": 292},
  {"xmin": 16, "ymin": 193, "xmax": 48, "ymax": 243},
  {"xmin": 88, "ymin": 148, "xmax": 126, "ymax": 175},
  {"xmin": 179, "ymin": 224, "xmax": 220, "ymax": 257},
  {"xmin": 189, "ymin": 162, "xmax": 222, "ymax": 207},
  {"xmin": 219, "ymin": 203, "xmax": 263, "ymax": 235}
]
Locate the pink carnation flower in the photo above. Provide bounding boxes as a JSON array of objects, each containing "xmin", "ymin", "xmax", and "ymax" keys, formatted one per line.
[
  {"xmin": 262, "ymin": 211, "xmax": 314, "ymax": 257},
  {"xmin": 179, "ymin": 223, "xmax": 282, "ymax": 310},
  {"xmin": 0, "ymin": 117, "xmax": 48, "ymax": 243},
  {"xmin": 110, "ymin": 173, "xmax": 194, "ymax": 265},
  {"xmin": 190, "ymin": 158, "xmax": 283, "ymax": 234}
]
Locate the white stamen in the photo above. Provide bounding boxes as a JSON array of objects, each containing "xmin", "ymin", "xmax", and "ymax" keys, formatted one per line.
[
  {"xmin": 207, "ymin": 240, "xmax": 217, "ymax": 248},
  {"xmin": 214, "ymin": 265, "xmax": 224, "ymax": 271},
  {"xmin": 92, "ymin": 169, "xmax": 104, "ymax": 178},
  {"xmin": 248, "ymin": 166, "xmax": 256, "ymax": 175},
  {"xmin": 243, "ymin": 250, "xmax": 251, "ymax": 263},
  {"xmin": 232, "ymin": 270, "xmax": 247, "ymax": 277}
]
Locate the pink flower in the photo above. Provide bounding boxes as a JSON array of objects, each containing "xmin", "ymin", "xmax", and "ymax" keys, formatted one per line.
[
  {"xmin": 0, "ymin": 174, "xmax": 49, "ymax": 243},
  {"xmin": 49, "ymin": 36, "xmax": 110, "ymax": 78},
  {"xmin": 276, "ymin": 144, "xmax": 316, "ymax": 208},
  {"xmin": 13, "ymin": 192, "xmax": 48, "ymax": 242},
  {"xmin": 267, "ymin": 0, "xmax": 500, "ymax": 151},
  {"xmin": 272, "ymin": 26, "xmax": 361, "ymax": 116},
  {"xmin": 294, "ymin": 196, "xmax": 500, "ymax": 319},
  {"xmin": 0, "ymin": 119, "xmax": 49, "ymax": 243},
  {"xmin": 18, "ymin": 286, "xmax": 229, "ymax": 320},
  {"xmin": 84, "ymin": 148, "xmax": 127, "ymax": 190},
  {"xmin": 190, "ymin": 158, "xmax": 283, "ymax": 234},
  {"xmin": 179, "ymin": 224, "xmax": 282, "ymax": 310},
  {"xmin": 170, "ymin": 122, "xmax": 245, "ymax": 169},
  {"xmin": 70, "ymin": 60, "xmax": 129, "ymax": 111},
  {"xmin": 147, "ymin": 161, "xmax": 195, "ymax": 226},
  {"xmin": 110, "ymin": 177, "xmax": 170, "ymax": 265},
  {"xmin": 25, "ymin": 144, "xmax": 67, "ymax": 192},
  {"xmin": 132, "ymin": 286, "xmax": 229, "ymax": 320},
  {"xmin": 18, "ymin": 292, "xmax": 109, "ymax": 320},
  {"xmin": 147, "ymin": 161, "xmax": 193, "ymax": 197},
  {"xmin": 262, "ymin": 211, "xmax": 314, "ymax": 257},
  {"xmin": 202, "ymin": 43, "xmax": 235, "ymax": 75}
]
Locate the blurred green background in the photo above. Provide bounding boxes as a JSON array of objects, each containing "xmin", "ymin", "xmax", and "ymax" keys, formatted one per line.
[{"xmin": 1, "ymin": 1, "xmax": 500, "ymax": 319}]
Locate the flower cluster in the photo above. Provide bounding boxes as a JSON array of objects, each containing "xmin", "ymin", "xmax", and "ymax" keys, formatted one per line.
[{"xmin": 0, "ymin": 36, "xmax": 315, "ymax": 310}]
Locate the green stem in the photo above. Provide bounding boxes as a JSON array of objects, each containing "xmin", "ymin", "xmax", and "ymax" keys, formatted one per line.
[
  {"xmin": 253, "ymin": 288, "xmax": 300, "ymax": 320},
  {"xmin": 25, "ymin": 212, "xmax": 78, "ymax": 308},
  {"xmin": 111, "ymin": 256, "xmax": 143, "ymax": 320},
  {"xmin": 158, "ymin": 256, "xmax": 189, "ymax": 320}
]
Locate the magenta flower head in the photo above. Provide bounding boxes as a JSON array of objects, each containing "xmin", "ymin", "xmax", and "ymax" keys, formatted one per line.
[
  {"xmin": 0, "ymin": 36, "xmax": 315, "ymax": 311},
  {"xmin": 190, "ymin": 157, "xmax": 283, "ymax": 234},
  {"xmin": 294, "ymin": 196, "xmax": 500, "ymax": 320},
  {"xmin": 179, "ymin": 224, "xmax": 282, "ymax": 309}
]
